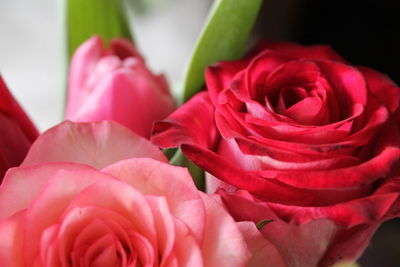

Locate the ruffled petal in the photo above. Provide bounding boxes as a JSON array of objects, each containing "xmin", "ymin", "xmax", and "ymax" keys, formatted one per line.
[
  {"xmin": 358, "ymin": 66, "xmax": 400, "ymax": 113},
  {"xmin": 220, "ymin": 190, "xmax": 340, "ymax": 267},
  {"xmin": 0, "ymin": 211, "xmax": 25, "ymax": 267},
  {"xmin": 152, "ymin": 92, "xmax": 219, "ymax": 150},
  {"xmin": 102, "ymin": 158, "xmax": 206, "ymax": 244},
  {"xmin": 0, "ymin": 76, "xmax": 38, "ymax": 143},
  {"xmin": 237, "ymin": 221, "xmax": 286, "ymax": 267},
  {"xmin": 251, "ymin": 41, "xmax": 349, "ymax": 64},
  {"xmin": 67, "ymin": 36, "xmax": 105, "ymax": 116},
  {"xmin": 0, "ymin": 163, "xmax": 94, "ymax": 219},
  {"xmin": 199, "ymin": 193, "xmax": 250, "ymax": 267},
  {"xmin": 68, "ymin": 68, "xmax": 175, "ymax": 139},
  {"xmin": 23, "ymin": 121, "xmax": 167, "ymax": 169},
  {"xmin": 22, "ymin": 167, "xmax": 115, "ymax": 262}
]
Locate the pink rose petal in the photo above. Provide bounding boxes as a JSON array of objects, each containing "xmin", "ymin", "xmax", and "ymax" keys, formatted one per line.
[{"xmin": 23, "ymin": 120, "xmax": 167, "ymax": 168}]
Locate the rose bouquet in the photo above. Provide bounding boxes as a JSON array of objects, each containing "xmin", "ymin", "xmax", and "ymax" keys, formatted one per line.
[{"xmin": 0, "ymin": 0, "xmax": 399, "ymax": 266}]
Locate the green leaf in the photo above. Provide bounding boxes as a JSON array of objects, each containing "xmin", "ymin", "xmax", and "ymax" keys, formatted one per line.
[
  {"xmin": 66, "ymin": 0, "xmax": 133, "ymax": 59},
  {"xmin": 163, "ymin": 148, "xmax": 178, "ymax": 160},
  {"xmin": 256, "ymin": 219, "xmax": 274, "ymax": 230},
  {"xmin": 170, "ymin": 149, "xmax": 205, "ymax": 191},
  {"xmin": 332, "ymin": 262, "xmax": 360, "ymax": 267},
  {"xmin": 181, "ymin": 0, "xmax": 262, "ymax": 102},
  {"xmin": 126, "ymin": 0, "xmax": 168, "ymax": 14}
]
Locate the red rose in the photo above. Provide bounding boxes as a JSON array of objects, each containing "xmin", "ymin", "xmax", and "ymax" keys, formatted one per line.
[
  {"xmin": 152, "ymin": 41, "xmax": 400, "ymax": 266},
  {"xmin": 0, "ymin": 76, "xmax": 38, "ymax": 179}
]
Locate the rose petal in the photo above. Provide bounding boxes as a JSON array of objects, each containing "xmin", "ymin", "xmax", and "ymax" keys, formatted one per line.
[
  {"xmin": 152, "ymin": 91, "xmax": 219, "ymax": 150},
  {"xmin": 90, "ymin": 239, "xmax": 121, "ymax": 267},
  {"xmin": 183, "ymin": 144, "xmax": 368, "ymax": 206},
  {"xmin": 222, "ymin": 189, "xmax": 387, "ymax": 266},
  {"xmin": 221, "ymin": 176, "xmax": 400, "ymax": 227},
  {"xmin": 23, "ymin": 168, "xmax": 115, "ymax": 262},
  {"xmin": 0, "ymin": 163, "xmax": 94, "ymax": 219},
  {"xmin": 23, "ymin": 120, "xmax": 167, "ymax": 168},
  {"xmin": 266, "ymin": 132, "xmax": 400, "ymax": 189},
  {"xmin": 109, "ymin": 38, "xmax": 143, "ymax": 60},
  {"xmin": 320, "ymin": 223, "xmax": 380, "ymax": 266},
  {"xmin": 67, "ymin": 36, "xmax": 105, "ymax": 116},
  {"xmin": 220, "ymin": 138, "xmax": 361, "ymax": 172},
  {"xmin": 316, "ymin": 61, "xmax": 367, "ymax": 118},
  {"xmin": 102, "ymin": 158, "xmax": 206, "ymax": 244},
  {"xmin": 53, "ymin": 205, "xmax": 155, "ymax": 266},
  {"xmin": 358, "ymin": 66, "xmax": 400, "ymax": 113},
  {"xmin": 68, "ymin": 68, "xmax": 175, "ymax": 139},
  {"xmin": 199, "ymin": 193, "xmax": 250, "ymax": 267},
  {"xmin": 0, "ymin": 211, "xmax": 25, "ymax": 267},
  {"xmin": 237, "ymin": 221, "xmax": 286, "ymax": 267},
  {"xmin": 282, "ymin": 96, "xmax": 324, "ymax": 124},
  {"xmin": 62, "ymin": 180, "xmax": 158, "ymax": 252},
  {"xmin": 252, "ymin": 41, "xmax": 349, "ymax": 64},
  {"xmin": 172, "ymin": 219, "xmax": 203, "ymax": 267},
  {"xmin": 0, "ymin": 76, "xmax": 39, "ymax": 143},
  {"xmin": 264, "ymin": 60, "xmax": 321, "ymax": 95},
  {"xmin": 145, "ymin": 196, "xmax": 176, "ymax": 266},
  {"xmin": 235, "ymin": 135, "xmax": 354, "ymax": 163},
  {"xmin": 220, "ymin": 190, "xmax": 339, "ymax": 267},
  {"xmin": 244, "ymin": 51, "xmax": 292, "ymax": 102},
  {"xmin": 83, "ymin": 234, "xmax": 120, "ymax": 266},
  {"xmin": 0, "ymin": 113, "xmax": 32, "ymax": 178},
  {"xmin": 206, "ymin": 60, "xmax": 250, "ymax": 107}
]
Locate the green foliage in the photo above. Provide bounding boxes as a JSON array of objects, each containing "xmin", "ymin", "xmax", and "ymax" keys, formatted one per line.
[
  {"xmin": 170, "ymin": 149, "xmax": 205, "ymax": 191},
  {"xmin": 181, "ymin": 0, "xmax": 263, "ymax": 102},
  {"xmin": 256, "ymin": 219, "xmax": 274, "ymax": 230},
  {"xmin": 66, "ymin": 0, "xmax": 133, "ymax": 58},
  {"xmin": 332, "ymin": 262, "xmax": 360, "ymax": 267}
]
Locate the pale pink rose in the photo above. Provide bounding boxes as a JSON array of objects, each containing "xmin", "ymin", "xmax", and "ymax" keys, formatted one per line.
[
  {"xmin": 66, "ymin": 36, "xmax": 176, "ymax": 139},
  {"xmin": 0, "ymin": 121, "xmax": 258, "ymax": 266}
]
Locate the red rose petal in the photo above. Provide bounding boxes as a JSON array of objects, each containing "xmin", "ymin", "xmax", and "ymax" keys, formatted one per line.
[
  {"xmin": 0, "ymin": 76, "xmax": 39, "ymax": 143},
  {"xmin": 316, "ymin": 60, "xmax": 368, "ymax": 119},
  {"xmin": 182, "ymin": 144, "xmax": 370, "ymax": 206},
  {"xmin": 152, "ymin": 92, "xmax": 219, "ymax": 150},
  {"xmin": 206, "ymin": 60, "xmax": 250, "ymax": 107},
  {"xmin": 251, "ymin": 41, "xmax": 349, "ymax": 64},
  {"xmin": 358, "ymin": 66, "xmax": 400, "ymax": 113}
]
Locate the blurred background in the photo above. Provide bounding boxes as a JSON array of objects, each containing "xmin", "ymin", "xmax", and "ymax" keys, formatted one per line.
[
  {"xmin": 0, "ymin": 0, "xmax": 213, "ymax": 131},
  {"xmin": 0, "ymin": 0, "xmax": 399, "ymax": 266}
]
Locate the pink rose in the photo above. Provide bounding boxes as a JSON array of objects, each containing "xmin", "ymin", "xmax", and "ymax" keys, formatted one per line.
[
  {"xmin": 66, "ymin": 36, "xmax": 176, "ymax": 139},
  {"xmin": 0, "ymin": 121, "xmax": 264, "ymax": 266},
  {"xmin": 0, "ymin": 76, "xmax": 38, "ymax": 179}
]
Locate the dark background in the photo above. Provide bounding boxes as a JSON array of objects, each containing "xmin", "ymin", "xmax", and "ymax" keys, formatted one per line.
[
  {"xmin": 253, "ymin": 0, "xmax": 400, "ymax": 84},
  {"xmin": 252, "ymin": 0, "xmax": 400, "ymax": 266}
]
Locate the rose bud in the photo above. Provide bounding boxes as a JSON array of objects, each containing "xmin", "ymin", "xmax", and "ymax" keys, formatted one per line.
[
  {"xmin": 0, "ymin": 76, "xmax": 38, "ymax": 179},
  {"xmin": 65, "ymin": 36, "xmax": 176, "ymax": 139},
  {"xmin": 152, "ymin": 41, "xmax": 400, "ymax": 266}
]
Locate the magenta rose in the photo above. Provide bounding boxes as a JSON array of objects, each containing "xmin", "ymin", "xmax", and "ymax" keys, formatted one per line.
[
  {"xmin": 65, "ymin": 36, "xmax": 176, "ymax": 139},
  {"xmin": 0, "ymin": 120, "xmax": 281, "ymax": 266},
  {"xmin": 0, "ymin": 76, "xmax": 38, "ymax": 179},
  {"xmin": 152, "ymin": 41, "xmax": 400, "ymax": 266}
]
